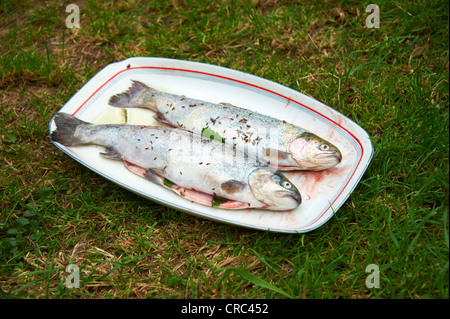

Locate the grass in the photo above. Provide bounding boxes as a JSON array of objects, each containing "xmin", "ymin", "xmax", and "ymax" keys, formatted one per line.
[{"xmin": 0, "ymin": 0, "xmax": 448, "ymax": 299}]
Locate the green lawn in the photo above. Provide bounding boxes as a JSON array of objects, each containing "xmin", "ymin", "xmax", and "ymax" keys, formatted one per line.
[{"xmin": 0, "ymin": 0, "xmax": 448, "ymax": 298}]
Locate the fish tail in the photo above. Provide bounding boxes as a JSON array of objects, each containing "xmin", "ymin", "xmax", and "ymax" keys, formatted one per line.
[
  {"xmin": 108, "ymin": 80, "xmax": 157, "ymax": 111},
  {"xmin": 50, "ymin": 113, "xmax": 90, "ymax": 146}
]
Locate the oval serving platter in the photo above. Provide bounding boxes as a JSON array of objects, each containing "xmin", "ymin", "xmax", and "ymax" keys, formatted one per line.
[{"xmin": 49, "ymin": 57, "xmax": 373, "ymax": 233}]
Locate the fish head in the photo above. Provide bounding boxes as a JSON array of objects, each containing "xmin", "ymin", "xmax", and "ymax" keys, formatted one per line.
[
  {"xmin": 248, "ymin": 166, "xmax": 301, "ymax": 210},
  {"xmin": 289, "ymin": 132, "xmax": 342, "ymax": 170}
]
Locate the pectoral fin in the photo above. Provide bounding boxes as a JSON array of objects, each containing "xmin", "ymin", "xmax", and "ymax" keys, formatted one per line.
[
  {"xmin": 100, "ymin": 147, "xmax": 122, "ymax": 160},
  {"xmin": 221, "ymin": 180, "xmax": 246, "ymax": 194},
  {"xmin": 144, "ymin": 169, "xmax": 165, "ymax": 185},
  {"xmin": 153, "ymin": 112, "xmax": 173, "ymax": 126}
]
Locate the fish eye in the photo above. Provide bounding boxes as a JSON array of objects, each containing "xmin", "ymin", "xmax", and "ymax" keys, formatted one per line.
[
  {"xmin": 282, "ymin": 181, "xmax": 292, "ymax": 189},
  {"xmin": 319, "ymin": 144, "xmax": 330, "ymax": 151}
]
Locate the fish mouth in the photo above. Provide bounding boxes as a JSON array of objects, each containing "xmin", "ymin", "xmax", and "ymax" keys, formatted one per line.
[
  {"xmin": 276, "ymin": 164, "xmax": 301, "ymax": 170},
  {"xmin": 315, "ymin": 152, "xmax": 341, "ymax": 159},
  {"xmin": 315, "ymin": 153, "xmax": 342, "ymax": 163},
  {"xmin": 284, "ymin": 194, "xmax": 302, "ymax": 206}
]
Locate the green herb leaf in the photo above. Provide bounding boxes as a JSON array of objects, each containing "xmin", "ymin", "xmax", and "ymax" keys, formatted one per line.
[
  {"xmin": 212, "ymin": 196, "xmax": 228, "ymax": 207},
  {"xmin": 163, "ymin": 178, "xmax": 175, "ymax": 187},
  {"xmin": 201, "ymin": 127, "xmax": 225, "ymax": 143}
]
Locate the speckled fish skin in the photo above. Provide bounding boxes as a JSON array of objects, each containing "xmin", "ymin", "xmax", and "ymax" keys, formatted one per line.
[
  {"xmin": 50, "ymin": 113, "xmax": 301, "ymax": 210},
  {"xmin": 108, "ymin": 81, "xmax": 342, "ymax": 171}
]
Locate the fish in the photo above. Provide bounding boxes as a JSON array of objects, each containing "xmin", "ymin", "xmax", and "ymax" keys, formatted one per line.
[
  {"xmin": 50, "ymin": 112, "xmax": 302, "ymax": 211},
  {"xmin": 108, "ymin": 80, "xmax": 342, "ymax": 171}
]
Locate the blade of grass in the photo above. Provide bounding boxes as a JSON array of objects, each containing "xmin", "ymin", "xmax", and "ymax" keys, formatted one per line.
[{"xmin": 232, "ymin": 268, "xmax": 293, "ymax": 299}]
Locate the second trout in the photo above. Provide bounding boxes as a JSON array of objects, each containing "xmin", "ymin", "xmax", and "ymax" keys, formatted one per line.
[{"xmin": 109, "ymin": 80, "xmax": 342, "ymax": 171}]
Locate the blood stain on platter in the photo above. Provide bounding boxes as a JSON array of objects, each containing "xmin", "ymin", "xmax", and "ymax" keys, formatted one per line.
[
  {"xmin": 284, "ymin": 100, "xmax": 290, "ymax": 109},
  {"xmin": 333, "ymin": 113, "xmax": 346, "ymax": 127},
  {"xmin": 291, "ymin": 163, "xmax": 353, "ymax": 199},
  {"xmin": 283, "ymin": 211, "xmax": 298, "ymax": 224},
  {"xmin": 326, "ymin": 128, "xmax": 336, "ymax": 141}
]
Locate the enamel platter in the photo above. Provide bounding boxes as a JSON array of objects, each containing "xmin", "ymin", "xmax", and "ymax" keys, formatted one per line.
[{"xmin": 49, "ymin": 57, "xmax": 373, "ymax": 233}]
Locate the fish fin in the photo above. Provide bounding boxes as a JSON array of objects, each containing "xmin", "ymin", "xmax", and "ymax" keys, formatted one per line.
[
  {"xmin": 143, "ymin": 169, "xmax": 165, "ymax": 185},
  {"xmin": 99, "ymin": 147, "xmax": 122, "ymax": 160},
  {"xmin": 123, "ymin": 162, "xmax": 165, "ymax": 186},
  {"xmin": 221, "ymin": 180, "xmax": 246, "ymax": 194},
  {"xmin": 153, "ymin": 112, "xmax": 173, "ymax": 126},
  {"xmin": 218, "ymin": 102, "xmax": 235, "ymax": 107},
  {"xmin": 264, "ymin": 147, "xmax": 291, "ymax": 165},
  {"xmin": 50, "ymin": 113, "xmax": 90, "ymax": 146},
  {"xmin": 108, "ymin": 80, "xmax": 157, "ymax": 111}
]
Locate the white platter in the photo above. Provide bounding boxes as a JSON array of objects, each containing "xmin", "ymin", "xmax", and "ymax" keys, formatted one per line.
[{"xmin": 49, "ymin": 57, "xmax": 373, "ymax": 233}]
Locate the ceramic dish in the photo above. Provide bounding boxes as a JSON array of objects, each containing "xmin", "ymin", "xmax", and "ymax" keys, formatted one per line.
[{"xmin": 49, "ymin": 57, "xmax": 373, "ymax": 233}]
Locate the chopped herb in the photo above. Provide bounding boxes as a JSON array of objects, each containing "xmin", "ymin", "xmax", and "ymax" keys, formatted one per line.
[
  {"xmin": 163, "ymin": 178, "xmax": 175, "ymax": 187},
  {"xmin": 201, "ymin": 127, "xmax": 225, "ymax": 143},
  {"xmin": 212, "ymin": 196, "xmax": 228, "ymax": 207}
]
